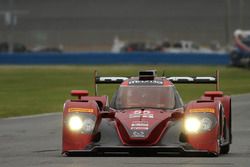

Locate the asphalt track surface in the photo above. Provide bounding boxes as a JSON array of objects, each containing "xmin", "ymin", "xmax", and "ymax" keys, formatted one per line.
[{"xmin": 0, "ymin": 94, "xmax": 250, "ymax": 167}]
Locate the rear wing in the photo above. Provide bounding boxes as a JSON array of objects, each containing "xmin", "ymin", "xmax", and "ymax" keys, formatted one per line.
[
  {"xmin": 94, "ymin": 70, "xmax": 220, "ymax": 95},
  {"xmin": 95, "ymin": 76, "xmax": 129, "ymax": 84}
]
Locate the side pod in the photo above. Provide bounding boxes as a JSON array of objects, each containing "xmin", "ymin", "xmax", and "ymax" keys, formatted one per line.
[
  {"xmin": 62, "ymin": 98, "xmax": 101, "ymax": 154},
  {"xmin": 184, "ymin": 100, "xmax": 221, "ymax": 155}
]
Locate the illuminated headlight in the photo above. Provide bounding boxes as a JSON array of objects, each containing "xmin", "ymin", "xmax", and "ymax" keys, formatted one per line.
[
  {"xmin": 82, "ymin": 118, "xmax": 95, "ymax": 133},
  {"xmin": 184, "ymin": 117, "xmax": 201, "ymax": 133},
  {"xmin": 67, "ymin": 115, "xmax": 95, "ymax": 133},
  {"xmin": 184, "ymin": 116, "xmax": 213, "ymax": 133},
  {"xmin": 68, "ymin": 116, "xmax": 83, "ymax": 131}
]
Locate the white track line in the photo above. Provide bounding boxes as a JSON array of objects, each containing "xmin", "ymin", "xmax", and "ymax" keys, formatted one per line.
[{"xmin": 1, "ymin": 112, "xmax": 61, "ymax": 120}]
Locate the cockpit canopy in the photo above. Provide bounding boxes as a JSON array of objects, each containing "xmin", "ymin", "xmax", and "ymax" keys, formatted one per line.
[{"xmin": 111, "ymin": 85, "xmax": 183, "ymax": 110}]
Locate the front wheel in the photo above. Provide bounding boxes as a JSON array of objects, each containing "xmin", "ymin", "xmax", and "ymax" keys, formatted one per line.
[
  {"xmin": 220, "ymin": 144, "xmax": 230, "ymax": 154},
  {"xmin": 220, "ymin": 117, "xmax": 230, "ymax": 154}
]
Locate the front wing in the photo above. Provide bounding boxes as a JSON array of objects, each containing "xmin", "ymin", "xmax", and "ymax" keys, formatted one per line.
[{"xmin": 64, "ymin": 145, "xmax": 216, "ymax": 156}]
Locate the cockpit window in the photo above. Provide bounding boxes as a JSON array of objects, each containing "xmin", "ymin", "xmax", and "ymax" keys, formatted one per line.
[{"xmin": 112, "ymin": 86, "xmax": 177, "ymax": 110}]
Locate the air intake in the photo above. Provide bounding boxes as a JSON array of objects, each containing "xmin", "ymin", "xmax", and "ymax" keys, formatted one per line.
[{"xmin": 139, "ymin": 70, "xmax": 157, "ymax": 80}]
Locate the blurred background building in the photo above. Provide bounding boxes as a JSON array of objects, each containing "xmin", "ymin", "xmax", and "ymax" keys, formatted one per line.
[{"xmin": 0, "ymin": 0, "xmax": 249, "ymax": 51}]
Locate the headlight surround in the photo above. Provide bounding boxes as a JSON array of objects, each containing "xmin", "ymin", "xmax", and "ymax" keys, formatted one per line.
[
  {"xmin": 67, "ymin": 113, "xmax": 96, "ymax": 133},
  {"xmin": 200, "ymin": 117, "xmax": 213, "ymax": 131},
  {"xmin": 82, "ymin": 118, "xmax": 95, "ymax": 133},
  {"xmin": 184, "ymin": 113, "xmax": 216, "ymax": 134}
]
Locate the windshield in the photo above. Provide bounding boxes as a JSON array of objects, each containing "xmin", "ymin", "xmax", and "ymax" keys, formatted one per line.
[{"xmin": 113, "ymin": 86, "xmax": 176, "ymax": 110}]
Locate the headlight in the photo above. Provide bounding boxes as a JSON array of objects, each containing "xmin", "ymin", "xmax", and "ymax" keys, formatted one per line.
[
  {"xmin": 67, "ymin": 115, "xmax": 96, "ymax": 133},
  {"xmin": 82, "ymin": 118, "xmax": 95, "ymax": 133},
  {"xmin": 184, "ymin": 117, "xmax": 201, "ymax": 133},
  {"xmin": 68, "ymin": 116, "xmax": 83, "ymax": 131},
  {"xmin": 184, "ymin": 116, "xmax": 214, "ymax": 134},
  {"xmin": 201, "ymin": 117, "xmax": 213, "ymax": 131}
]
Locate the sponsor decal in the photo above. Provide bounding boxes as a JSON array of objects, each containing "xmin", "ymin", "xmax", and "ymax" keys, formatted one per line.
[
  {"xmin": 68, "ymin": 108, "xmax": 94, "ymax": 113},
  {"xmin": 131, "ymin": 127, "xmax": 149, "ymax": 130},
  {"xmin": 131, "ymin": 131, "xmax": 145, "ymax": 138},
  {"xmin": 189, "ymin": 108, "xmax": 215, "ymax": 113},
  {"xmin": 129, "ymin": 110, "xmax": 154, "ymax": 119},
  {"xmin": 131, "ymin": 121, "xmax": 148, "ymax": 127},
  {"xmin": 128, "ymin": 80, "xmax": 163, "ymax": 85},
  {"xmin": 131, "ymin": 121, "xmax": 149, "ymax": 130},
  {"xmin": 167, "ymin": 77, "xmax": 216, "ymax": 82}
]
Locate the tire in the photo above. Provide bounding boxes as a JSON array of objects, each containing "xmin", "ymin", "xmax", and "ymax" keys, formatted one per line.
[
  {"xmin": 220, "ymin": 117, "xmax": 230, "ymax": 154},
  {"xmin": 220, "ymin": 144, "xmax": 230, "ymax": 154}
]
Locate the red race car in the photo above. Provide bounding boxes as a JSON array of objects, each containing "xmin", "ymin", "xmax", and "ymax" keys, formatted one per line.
[{"xmin": 62, "ymin": 70, "xmax": 232, "ymax": 156}]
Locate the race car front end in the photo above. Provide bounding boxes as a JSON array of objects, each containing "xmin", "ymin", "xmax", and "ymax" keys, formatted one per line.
[
  {"xmin": 62, "ymin": 106, "xmax": 221, "ymax": 156},
  {"xmin": 62, "ymin": 70, "xmax": 231, "ymax": 156}
]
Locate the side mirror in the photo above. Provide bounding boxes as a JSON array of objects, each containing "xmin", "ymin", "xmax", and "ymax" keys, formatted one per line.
[
  {"xmin": 204, "ymin": 91, "xmax": 223, "ymax": 100},
  {"xmin": 171, "ymin": 112, "xmax": 183, "ymax": 120},
  {"xmin": 103, "ymin": 106, "xmax": 110, "ymax": 111},
  {"xmin": 101, "ymin": 111, "xmax": 115, "ymax": 118},
  {"xmin": 71, "ymin": 90, "xmax": 88, "ymax": 99}
]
